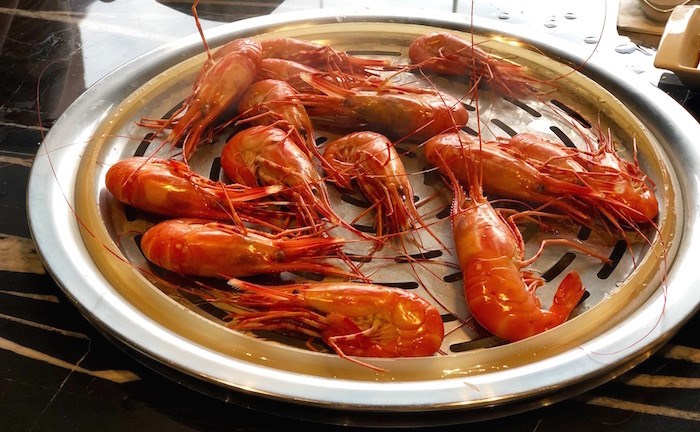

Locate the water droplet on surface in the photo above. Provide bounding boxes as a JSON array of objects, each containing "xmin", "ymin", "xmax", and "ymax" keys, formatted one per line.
[
  {"xmin": 497, "ymin": 12, "xmax": 510, "ymax": 20},
  {"xmin": 565, "ymin": 12, "xmax": 576, "ymax": 19},
  {"xmin": 615, "ymin": 43, "xmax": 638, "ymax": 54},
  {"xmin": 544, "ymin": 20, "xmax": 557, "ymax": 28},
  {"xmin": 629, "ymin": 64, "xmax": 645, "ymax": 74},
  {"xmin": 583, "ymin": 36, "xmax": 599, "ymax": 44}
]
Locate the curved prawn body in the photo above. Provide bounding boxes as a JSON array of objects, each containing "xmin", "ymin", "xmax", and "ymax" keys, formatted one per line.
[
  {"xmin": 408, "ymin": 32, "xmax": 536, "ymax": 98},
  {"xmin": 300, "ymin": 73, "xmax": 470, "ymax": 142},
  {"xmin": 139, "ymin": 218, "xmax": 350, "ymax": 278},
  {"xmin": 223, "ymin": 278, "xmax": 444, "ymax": 364},
  {"xmin": 261, "ymin": 37, "xmax": 389, "ymax": 75},
  {"xmin": 431, "ymin": 132, "xmax": 587, "ymax": 341},
  {"xmin": 451, "ymin": 179, "xmax": 586, "ymax": 341},
  {"xmin": 322, "ymin": 131, "xmax": 428, "ymax": 241},
  {"xmin": 140, "ymin": 37, "xmax": 262, "ymax": 161},
  {"xmin": 237, "ymin": 79, "xmax": 317, "ymax": 154},
  {"xmin": 220, "ymin": 126, "xmax": 345, "ymax": 232},
  {"xmin": 423, "ymin": 131, "xmax": 595, "ymax": 225},
  {"xmin": 105, "ymin": 157, "xmax": 281, "ymax": 221}
]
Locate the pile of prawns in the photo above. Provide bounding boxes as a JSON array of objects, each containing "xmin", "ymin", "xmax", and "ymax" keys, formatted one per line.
[{"xmin": 105, "ymin": 5, "xmax": 659, "ymax": 371}]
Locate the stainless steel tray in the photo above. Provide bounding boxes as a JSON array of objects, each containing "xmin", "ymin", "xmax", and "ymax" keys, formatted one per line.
[{"xmin": 27, "ymin": 9, "xmax": 700, "ymax": 425}]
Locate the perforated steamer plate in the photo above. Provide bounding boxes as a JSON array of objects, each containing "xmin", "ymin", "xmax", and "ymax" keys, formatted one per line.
[{"xmin": 27, "ymin": 9, "xmax": 700, "ymax": 427}]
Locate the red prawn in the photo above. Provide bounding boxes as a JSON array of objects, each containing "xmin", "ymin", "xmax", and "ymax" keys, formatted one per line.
[
  {"xmin": 322, "ymin": 131, "xmax": 436, "ymax": 246},
  {"xmin": 434, "ymin": 133, "xmax": 606, "ymax": 341},
  {"xmin": 139, "ymin": 37, "xmax": 262, "ymax": 161},
  {"xmin": 261, "ymin": 37, "xmax": 389, "ymax": 75},
  {"xmin": 299, "ymin": 73, "xmax": 470, "ymax": 142},
  {"xmin": 423, "ymin": 131, "xmax": 596, "ymax": 226},
  {"xmin": 258, "ymin": 58, "xmax": 384, "ymax": 94},
  {"xmin": 258, "ymin": 57, "xmax": 325, "ymax": 94},
  {"xmin": 408, "ymin": 31, "xmax": 538, "ymax": 98},
  {"xmin": 214, "ymin": 277, "xmax": 445, "ymax": 370},
  {"xmin": 497, "ymin": 131, "xmax": 659, "ymax": 228},
  {"xmin": 140, "ymin": 218, "xmax": 353, "ymax": 279},
  {"xmin": 236, "ymin": 79, "xmax": 317, "ymax": 156},
  {"xmin": 220, "ymin": 125, "xmax": 362, "ymax": 236},
  {"xmin": 573, "ymin": 130, "xmax": 659, "ymax": 225},
  {"xmin": 105, "ymin": 157, "xmax": 281, "ymax": 223}
]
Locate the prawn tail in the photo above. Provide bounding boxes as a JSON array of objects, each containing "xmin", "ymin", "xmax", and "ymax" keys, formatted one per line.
[
  {"xmin": 495, "ymin": 271, "xmax": 586, "ymax": 342},
  {"xmin": 549, "ymin": 271, "xmax": 586, "ymax": 320}
]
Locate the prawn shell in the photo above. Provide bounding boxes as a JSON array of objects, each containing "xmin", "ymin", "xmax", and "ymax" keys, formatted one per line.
[
  {"xmin": 260, "ymin": 37, "xmax": 389, "ymax": 72},
  {"xmin": 220, "ymin": 125, "xmax": 323, "ymax": 194},
  {"xmin": 105, "ymin": 157, "xmax": 231, "ymax": 220},
  {"xmin": 237, "ymin": 79, "xmax": 316, "ymax": 153},
  {"xmin": 301, "ymin": 73, "xmax": 470, "ymax": 141},
  {"xmin": 322, "ymin": 131, "xmax": 419, "ymax": 235},
  {"xmin": 140, "ymin": 219, "xmax": 345, "ymax": 278},
  {"xmin": 231, "ymin": 279, "xmax": 445, "ymax": 358},
  {"xmin": 167, "ymin": 37, "xmax": 263, "ymax": 159},
  {"xmin": 423, "ymin": 131, "xmax": 594, "ymax": 224},
  {"xmin": 409, "ymin": 32, "xmax": 470, "ymax": 75},
  {"xmin": 311, "ymin": 287, "xmax": 445, "ymax": 358},
  {"xmin": 408, "ymin": 32, "xmax": 536, "ymax": 98}
]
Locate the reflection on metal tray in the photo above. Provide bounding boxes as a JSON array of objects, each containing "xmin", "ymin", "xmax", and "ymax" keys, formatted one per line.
[{"xmin": 27, "ymin": 9, "xmax": 700, "ymax": 425}]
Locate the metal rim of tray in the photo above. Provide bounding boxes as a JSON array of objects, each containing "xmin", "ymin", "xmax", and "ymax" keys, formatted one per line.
[{"xmin": 26, "ymin": 8, "xmax": 700, "ymax": 426}]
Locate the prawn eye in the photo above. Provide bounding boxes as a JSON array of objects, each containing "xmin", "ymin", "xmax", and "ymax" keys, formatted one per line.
[{"xmin": 274, "ymin": 250, "xmax": 286, "ymax": 262}]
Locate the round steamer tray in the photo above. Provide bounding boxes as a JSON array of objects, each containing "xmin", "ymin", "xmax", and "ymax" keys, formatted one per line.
[{"xmin": 27, "ymin": 9, "xmax": 700, "ymax": 427}]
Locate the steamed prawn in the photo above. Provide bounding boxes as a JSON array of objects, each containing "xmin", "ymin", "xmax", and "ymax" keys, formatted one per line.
[
  {"xmin": 573, "ymin": 131, "xmax": 659, "ymax": 224},
  {"xmin": 261, "ymin": 37, "xmax": 389, "ymax": 75},
  {"xmin": 140, "ymin": 218, "xmax": 351, "ymax": 279},
  {"xmin": 408, "ymin": 31, "xmax": 537, "ymax": 98},
  {"xmin": 436, "ymin": 135, "xmax": 589, "ymax": 341},
  {"xmin": 220, "ymin": 125, "xmax": 350, "ymax": 234},
  {"xmin": 423, "ymin": 131, "xmax": 595, "ymax": 225},
  {"xmin": 139, "ymin": 37, "xmax": 262, "ymax": 161},
  {"xmin": 105, "ymin": 157, "xmax": 281, "ymax": 222},
  {"xmin": 452, "ymin": 178, "xmax": 587, "ymax": 341},
  {"xmin": 259, "ymin": 58, "xmax": 325, "ymax": 94},
  {"xmin": 300, "ymin": 73, "xmax": 470, "ymax": 142},
  {"xmin": 236, "ymin": 79, "xmax": 317, "ymax": 155},
  {"xmin": 322, "ymin": 131, "xmax": 433, "ymax": 244},
  {"xmin": 497, "ymin": 132, "xmax": 659, "ymax": 226},
  {"xmin": 258, "ymin": 58, "xmax": 384, "ymax": 95},
  {"xmin": 216, "ymin": 278, "xmax": 444, "ymax": 367}
]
